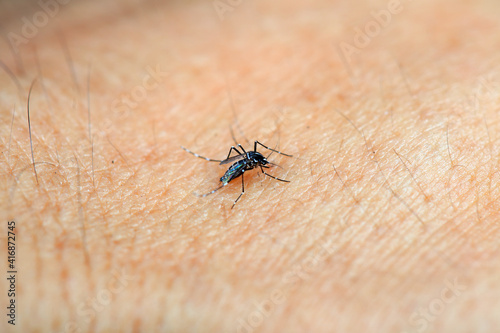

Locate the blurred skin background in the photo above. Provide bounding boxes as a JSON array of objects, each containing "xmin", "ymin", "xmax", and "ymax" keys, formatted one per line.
[{"xmin": 1, "ymin": 0, "xmax": 500, "ymax": 332}]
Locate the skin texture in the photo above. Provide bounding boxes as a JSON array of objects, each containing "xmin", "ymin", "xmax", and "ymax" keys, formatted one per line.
[{"xmin": 1, "ymin": 0, "xmax": 500, "ymax": 332}]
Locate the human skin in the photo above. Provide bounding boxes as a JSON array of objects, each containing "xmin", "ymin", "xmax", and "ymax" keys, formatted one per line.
[{"xmin": 1, "ymin": 0, "xmax": 500, "ymax": 332}]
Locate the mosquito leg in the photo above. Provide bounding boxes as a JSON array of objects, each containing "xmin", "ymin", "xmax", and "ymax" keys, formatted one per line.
[
  {"xmin": 260, "ymin": 166, "xmax": 290, "ymax": 182},
  {"xmin": 181, "ymin": 146, "xmax": 222, "ymax": 162},
  {"xmin": 226, "ymin": 146, "xmax": 243, "ymax": 160},
  {"xmin": 255, "ymin": 141, "xmax": 293, "ymax": 157},
  {"xmin": 226, "ymin": 83, "xmax": 251, "ymax": 146},
  {"xmin": 238, "ymin": 144, "xmax": 247, "ymax": 154},
  {"xmin": 195, "ymin": 183, "xmax": 228, "ymax": 197},
  {"xmin": 265, "ymin": 134, "xmax": 281, "ymax": 159},
  {"xmin": 231, "ymin": 172, "xmax": 245, "ymax": 209},
  {"xmin": 229, "ymin": 125, "xmax": 239, "ymax": 146}
]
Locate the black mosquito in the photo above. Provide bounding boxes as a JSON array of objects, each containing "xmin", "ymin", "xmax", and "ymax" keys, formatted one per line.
[{"xmin": 181, "ymin": 141, "xmax": 292, "ymax": 208}]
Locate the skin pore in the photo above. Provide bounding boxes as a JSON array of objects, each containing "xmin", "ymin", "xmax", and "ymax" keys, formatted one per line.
[{"xmin": 1, "ymin": 0, "xmax": 500, "ymax": 332}]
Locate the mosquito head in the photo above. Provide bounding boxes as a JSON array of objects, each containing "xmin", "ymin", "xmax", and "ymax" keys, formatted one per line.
[{"xmin": 249, "ymin": 151, "xmax": 284, "ymax": 170}]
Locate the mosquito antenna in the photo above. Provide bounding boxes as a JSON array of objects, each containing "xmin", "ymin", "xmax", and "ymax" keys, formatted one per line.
[
  {"xmin": 265, "ymin": 116, "xmax": 291, "ymax": 159},
  {"xmin": 255, "ymin": 141, "xmax": 293, "ymax": 157},
  {"xmin": 265, "ymin": 161, "xmax": 284, "ymax": 170}
]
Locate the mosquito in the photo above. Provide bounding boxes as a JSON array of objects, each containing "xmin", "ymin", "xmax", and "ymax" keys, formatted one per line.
[{"xmin": 181, "ymin": 140, "xmax": 292, "ymax": 208}]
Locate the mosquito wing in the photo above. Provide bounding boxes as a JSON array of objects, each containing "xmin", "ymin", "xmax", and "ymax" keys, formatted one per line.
[{"xmin": 219, "ymin": 154, "xmax": 246, "ymax": 165}]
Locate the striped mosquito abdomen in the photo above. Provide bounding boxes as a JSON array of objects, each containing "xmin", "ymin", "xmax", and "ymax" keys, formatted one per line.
[{"xmin": 220, "ymin": 160, "xmax": 246, "ymax": 184}]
